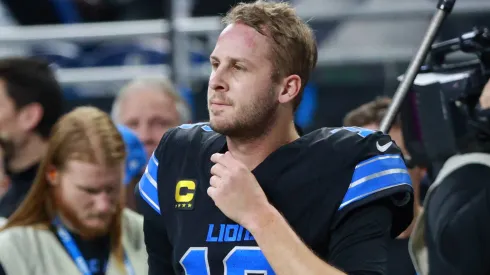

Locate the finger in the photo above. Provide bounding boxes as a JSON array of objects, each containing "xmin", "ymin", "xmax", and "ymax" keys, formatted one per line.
[
  {"xmin": 211, "ymin": 152, "xmax": 244, "ymax": 172},
  {"xmin": 209, "ymin": 175, "xmax": 221, "ymax": 188},
  {"xmin": 210, "ymin": 163, "xmax": 227, "ymax": 177},
  {"xmin": 211, "ymin": 153, "xmax": 238, "ymax": 170},
  {"xmin": 207, "ymin": 186, "xmax": 217, "ymax": 200},
  {"xmin": 217, "ymin": 151, "xmax": 239, "ymax": 167},
  {"xmin": 210, "ymin": 153, "xmax": 225, "ymax": 165}
]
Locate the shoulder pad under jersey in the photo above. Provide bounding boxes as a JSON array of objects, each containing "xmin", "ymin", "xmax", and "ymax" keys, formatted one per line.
[
  {"xmin": 326, "ymin": 127, "xmax": 414, "ymax": 236},
  {"xmin": 137, "ymin": 123, "xmax": 217, "ymax": 215}
]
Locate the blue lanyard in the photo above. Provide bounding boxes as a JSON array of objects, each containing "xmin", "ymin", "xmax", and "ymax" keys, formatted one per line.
[{"xmin": 53, "ymin": 218, "xmax": 135, "ymax": 275}]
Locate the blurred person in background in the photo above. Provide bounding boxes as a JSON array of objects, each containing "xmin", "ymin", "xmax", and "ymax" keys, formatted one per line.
[
  {"xmin": 116, "ymin": 124, "xmax": 147, "ymax": 212},
  {"xmin": 410, "ymin": 78, "xmax": 490, "ymax": 275},
  {"xmin": 344, "ymin": 97, "xmax": 425, "ymax": 275},
  {"xmin": 0, "ymin": 141, "xmax": 8, "ymax": 198},
  {"xmin": 0, "ymin": 141, "xmax": 5, "ymax": 226},
  {"xmin": 0, "ymin": 106, "xmax": 147, "ymax": 275},
  {"xmin": 111, "ymin": 77, "xmax": 192, "ymax": 157},
  {"xmin": 0, "ymin": 150, "xmax": 4, "ymax": 227},
  {"xmin": 0, "ymin": 57, "xmax": 64, "ymax": 218},
  {"xmin": 1, "ymin": 0, "xmax": 258, "ymax": 25},
  {"xmin": 2, "ymin": 0, "xmax": 127, "ymax": 25}
]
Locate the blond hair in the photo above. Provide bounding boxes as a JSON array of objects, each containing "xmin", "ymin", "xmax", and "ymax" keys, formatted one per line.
[
  {"xmin": 2, "ymin": 106, "xmax": 127, "ymax": 269},
  {"xmin": 223, "ymin": 0, "xmax": 318, "ymax": 110}
]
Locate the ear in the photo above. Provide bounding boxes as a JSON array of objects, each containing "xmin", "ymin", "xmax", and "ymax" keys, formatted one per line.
[
  {"xmin": 17, "ymin": 103, "xmax": 44, "ymax": 133},
  {"xmin": 46, "ymin": 165, "xmax": 59, "ymax": 186},
  {"xmin": 277, "ymin": 75, "xmax": 302, "ymax": 105}
]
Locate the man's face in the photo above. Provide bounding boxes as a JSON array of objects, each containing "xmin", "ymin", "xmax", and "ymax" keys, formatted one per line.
[
  {"xmin": 207, "ymin": 23, "xmax": 280, "ymax": 138},
  {"xmin": 387, "ymin": 126, "xmax": 408, "ymax": 156},
  {"xmin": 117, "ymin": 90, "xmax": 181, "ymax": 157},
  {"xmin": 53, "ymin": 160, "xmax": 123, "ymax": 237},
  {"xmin": 0, "ymin": 79, "xmax": 25, "ymax": 161}
]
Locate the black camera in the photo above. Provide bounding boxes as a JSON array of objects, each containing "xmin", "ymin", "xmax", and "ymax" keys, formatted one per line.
[{"xmin": 400, "ymin": 27, "xmax": 490, "ymax": 178}]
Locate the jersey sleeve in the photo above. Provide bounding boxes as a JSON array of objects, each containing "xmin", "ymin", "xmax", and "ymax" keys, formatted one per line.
[
  {"xmin": 137, "ymin": 127, "xmax": 175, "ymax": 216},
  {"xmin": 136, "ymin": 123, "xmax": 215, "ymax": 274},
  {"xmin": 137, "ymin": 152, "xmax": 160, "ymax": 214},
  {"xmin": 328, "ymin": 202, "xmax": 392, "ymax": 274},
  {"xmin": 143, "ymin": 214, "xmax": 175, "ymax": 274},
  {"xmin": 329, "ymin": 127, "xmax": 414, "ymax": 237},
  {"xmin": 135, "ymin": 128, "xmax": 178, "ymax": 274}
]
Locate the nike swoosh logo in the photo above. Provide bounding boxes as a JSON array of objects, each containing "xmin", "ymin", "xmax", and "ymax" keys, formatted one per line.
[{"xmin": 376, "ymin": 141, "xmax": 393, "ymax": 152}]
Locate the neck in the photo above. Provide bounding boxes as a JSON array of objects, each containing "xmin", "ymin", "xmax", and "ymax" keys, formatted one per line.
[
  {"xmin": 226, "ymin": 118, "xmax": 299, "ymax": 170},
  {"xmin": 9, "ymin": 134, "xmax": 47, "ymax": 173},
  {"xmin": 57, "ymin": 213, "xmax": 83, "ymax": 236}
]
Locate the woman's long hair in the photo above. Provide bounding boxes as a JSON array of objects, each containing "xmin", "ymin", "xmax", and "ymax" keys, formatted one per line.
[{"xmin": 1, "ymin": 106, "xmax": 127, "ymax": 271}]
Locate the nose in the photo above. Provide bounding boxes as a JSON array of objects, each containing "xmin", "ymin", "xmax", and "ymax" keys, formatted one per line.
[
  {"xmin": 133, "ymin": 124, "xmax": 152, "ymax": 144},
  {"xmin": 93, "ymin": 192, "xmax": 112, "ymax": 213},
  {"xmin": 209, "ymin": 68, "xmax": 229, "ymax": 93}
]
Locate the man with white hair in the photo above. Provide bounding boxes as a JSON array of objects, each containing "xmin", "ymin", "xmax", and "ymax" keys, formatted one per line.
[{"xmin": 111, "ymin": 77, "xmax": 192, "ymax": 157}]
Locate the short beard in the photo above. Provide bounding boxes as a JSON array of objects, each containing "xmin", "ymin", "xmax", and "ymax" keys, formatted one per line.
[
  {"xmin": 53, "ymin": 188, "xmax": 114, "ymax": 239},
  {"xmin": 210, "ymin": 87, "xmax": 278, "ymax": 140}
]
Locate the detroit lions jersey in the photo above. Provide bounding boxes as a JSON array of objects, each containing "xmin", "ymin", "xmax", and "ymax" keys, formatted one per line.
[{"xmin": 137, "ymin": 123, "xmax": 414, "ymax": 274}]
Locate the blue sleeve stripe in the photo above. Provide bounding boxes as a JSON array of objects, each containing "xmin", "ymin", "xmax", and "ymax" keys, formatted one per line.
[
  {"xmin": 339, "ymin": 182, "xmax": 412, "ymax": 210},
  {"xmin": 147, "ymin": 154, "xmax": 158, "ymax": 180},
  {"xmin": 352, "ymin": 154, "xmax": 406, "ymax": 182},
  {"xmin": 138, "ymin": 168, "xmax": 161, "ymax": 214},
  {"xmin": 329, "ymin": 126, "xmax": 376, "ymax": 138},
  {"xmin": 343, "ymin": 126, "xmax": 375, "ymax": 138},
  {"xmin": 339, "ymin": 171, "xmax": 412, "ymax": 210}
]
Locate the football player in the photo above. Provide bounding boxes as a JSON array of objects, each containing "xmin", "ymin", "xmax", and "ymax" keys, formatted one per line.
[{"xmin": 137, "ymin": 1, "xmax": 414, "ymax": 274}]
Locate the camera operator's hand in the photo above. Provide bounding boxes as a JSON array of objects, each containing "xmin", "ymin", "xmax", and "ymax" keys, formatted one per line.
[{"xmin": 479, "ymin": 79, "xmax": 490, "ymax": 109}]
